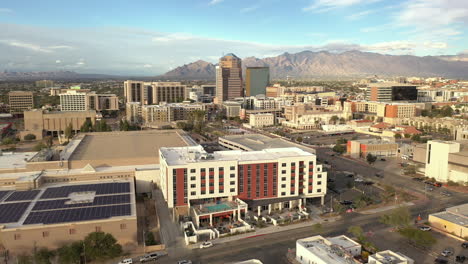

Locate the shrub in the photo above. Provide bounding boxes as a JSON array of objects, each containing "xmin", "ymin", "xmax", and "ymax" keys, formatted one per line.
[{"xmin": 24, "ymin": 134, "xmax": 37, "ymax": 141}]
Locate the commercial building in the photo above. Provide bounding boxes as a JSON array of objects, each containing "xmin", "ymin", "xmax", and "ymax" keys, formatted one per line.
[
  {"xmin": 8, "ymin": 91, "xmax": 34, "ymax": 114},
  {"xmin": 282, "ymin": 104, "xmax": 347, "ymax": 130},
  {"xmin": 60, "ymin": 90, "xmax": 119, "ymax": 112},
  {"xmin": 429, "ymin": 204, "xmax": 468, "ymax": 239},
  {"xmin": 249, "ymin": 113, "xmax": 274, "ymax": 128},
  {"xmin": 402, "ymin": 117, "xmax": 468, "ymax": 139},
  {"xmin": 266, "ymin": 84, "xmax": 285, "ymax": 97},
  {"xmin": 124, "ymin": 81, "xmax": 186, "ymax": 105},
  {"xmin": 219, "ymin": 134, "xmax": 316, "ymax": 154},
  {"xmin": 296, "ymin": 235, "xmax": 361, "ymax": 264},
  {"xmin": 365, "ymin": 83, "xmax": 418, "ymax": 102},
  {"xmin": 159, "ymin": 146, "xmax": 327, "ymax": 219},
  {"xmin": 245, "ymin": 67, "xmax": 269, "ymax": 96},
  {"xmin": 223, "ymin": 101, "xmax": 242, "ymax": 118},
  {"xmin": 368, "ymin": 250, "xmax": 414, "ymax": 264},
  {"xmin": 215, "ymin": 54, "xmax": 243, "ymax": 104},
  {"xmin": 0, "ymin": 181, "xmax": 137, "ymax": 254},
  {"xmin": 241, "ymin": 109, "xmax": 283, "ymax": 122},
  {"xmin": 20, "ymin": 109, "xmax": 97, "ymax": 140},
  {"xmin": 425, "ymin": 140, "xmax": 468, "ymax": 183},
  {"xmin": 347, "ymin": 139, "xmax": 398, "ymax": 158}
]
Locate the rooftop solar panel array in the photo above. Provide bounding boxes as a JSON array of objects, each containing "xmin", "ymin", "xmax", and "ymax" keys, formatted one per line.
[
  {"xmin": 24, "ymin": 204, "xmax": 131, "ymax": 225},
  {"xmin": 40, "ymin": 182, "xmax": 130, "ymax": 199},
  {"xmin": 33, "ymin": 194, "xmax": 130, "ymax": 211},
  {"xmin": 0, "ymin": 191, "xmax": 10, "ymax": 201},
  {"xmin": 0, "ymin": 202, "xmax": 30, "ymax": 224},
  {"xmin": 5, "ymin": 190, "xmax": 40, "ymax": 202}
]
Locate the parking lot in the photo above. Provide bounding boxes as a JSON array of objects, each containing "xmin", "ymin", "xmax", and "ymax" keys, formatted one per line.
[{"xmin": 368, "ymin": 227, "xmax": 468, "ymax": 263}]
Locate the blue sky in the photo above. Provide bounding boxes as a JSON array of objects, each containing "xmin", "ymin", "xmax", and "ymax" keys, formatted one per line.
[{"xmin": 0, "ymin": 0, "xmax": 467, "ymax": 75}]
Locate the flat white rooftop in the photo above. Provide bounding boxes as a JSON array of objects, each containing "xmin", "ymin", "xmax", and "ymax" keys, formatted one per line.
[
  {"xmin": 0, "ymin": 152, "xmax": 37, "ymax": 170},
  {"xmin": 160, "ymin": 145, "xmax": 314, "ymax": 166},
  {"xmin": 297, "ymin": 236, "xmax": 356, "ymax": 264}
]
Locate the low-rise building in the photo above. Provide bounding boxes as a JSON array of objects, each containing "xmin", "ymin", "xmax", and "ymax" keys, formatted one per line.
[
  {"xmin": 60, "ymin": 90, "xmax": 119, "ymax": 112},
  {"xmin": 249, "ymin": 113, "xmax": 274, "ymax": 128},
  {"xmin": 347, "ymin": 139, "xmax": 398, "ymax": 158},
  {"xmin": 296, "ymin": 235, "xmax": 361, "ymax": 264},
  {"xmin": 368, "ymin": 250, "xmax": 414, "ymax": 264},
  {"xmin": 223, "ymin": 101, "xmax": 242, "ymax": 118},
  {"xmin": 20, "ymin": 109, "xmax": 97, "ymax": 140},
  {"xmin": 425, "ymin": 140, "xmax": 468, "ymax": 183},
  {"xmin": 429, "ymin": 203, "xmax": 468, "ymax": 239}
]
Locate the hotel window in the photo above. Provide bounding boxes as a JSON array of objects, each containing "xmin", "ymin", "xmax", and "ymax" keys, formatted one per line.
[
  {"xmin": 190, "ymin": 184, "xmax": 196, "ymax": 188},
  {"xmin": 95, "ymin": 226, "xmax": 101, "ymax": 232},
  {"xmin": 281, "ymin": 184, "xmax": 286, "ymax": 188},
  {"xmin": 317, "ymin": 189, "xmax": 321, "ymax": 192},
  {"xmin": 201, "ymin": 190, "xmax": 205, "ymax": 195},
  {"xmin": 230, "ymin": 188, "xmax": 235, "ymax": 192},
  {"xmin": 230, "ymin": 166, "xmax": 235, "ymax": 170},
  {"xmin": 190, "ymin": 176, "xmax": 196, "ymax": 181},
  {"xmin": 42, "ymin": 231, "xmax": 49, "ymax": 238},
  {"xmin": 201, "ymin": 168, "xmax": 206, "ymax": 173},
  {"xmin": 317, "ymin": 174, "xmax": 322, "ymax": 178},
  {"xmin": 281, "ymin": 192, "xmax": 286, "ymax": 196},
  {"xmin": 120, "ymin": 224, "xmax": 127, "ymax": 230},
  {"xmin": 219, "ymin": 167, "xmax": 224, "ymax": 172},
  {"xmin": 209, "ymin": 168, "xmax": 214, "ymax": 172},
  {"xmin": 317, "ymin": 181, "xmax": 322, "ymax": 185},
  {"xmin": 282, "ymin": 170, "xmax": 286, "ymax": 174},
  {"xmin": 230, "ymin": 173, "xmax": 235, "ymax": 178},
  {"xmin": 190, "ymin": 169, "xmax": 196, "ymax": 173},
  {"xmin": 209, "ymin": 190, "xmax": 214, "ymax": 194},
  {"xmin": 282, "ymin": 163, "xmax": 286, "ymax": 167},
  {"xmin": 191, "ymin": 191, "xmax": 196, "ymax": 195},
  {"xmin": 69, "ymin": 229, "xmax": 76, "ymax": 235},
  {"xmin": 14, "ymin": 234, "xmax": 21, "ymax": 240},
  {"xmin": 230, "ymin": 181, "xmax": 235, "ymax": 185}
]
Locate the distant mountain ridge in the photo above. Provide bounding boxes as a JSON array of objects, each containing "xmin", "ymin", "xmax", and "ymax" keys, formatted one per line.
[
  {"xmin": 159, "ymin": 50, "xmax": 468, "ymax": 80},
  {"xmin": 0, "ymin": 71, "xmax": 123, "ymax": 80}
]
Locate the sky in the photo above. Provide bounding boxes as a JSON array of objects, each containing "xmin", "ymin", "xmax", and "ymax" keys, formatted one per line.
[{"xmin": 0, "ymin": 0, "xmax": 467, "ymax": 75}]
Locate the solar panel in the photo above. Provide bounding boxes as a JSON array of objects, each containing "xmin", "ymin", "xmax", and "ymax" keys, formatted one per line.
[
  {"xmin": 0, "ymin": 191, "xmax": 10, "ymax": 201},
  {"xmin": 24, "ymin": 204, "xmax": 132, "ymax": 225},
  {"xmin": 5, "ymin": 190, "xmax": 40, "ymax": 202},
  {"xmin": 40, "ymin": 182, "xmax": 130, "ymax": 199},
  {"xmin": 32, "ymin": 194, "xmax": 131, "ymax": 211},
  {"xmin": 0, "ymin": 202, "xmax": 30, "ymax": 224}
]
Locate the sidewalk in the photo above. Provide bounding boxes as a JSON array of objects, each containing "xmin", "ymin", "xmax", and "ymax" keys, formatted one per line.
[{"xmin": 188, "ymin": 216, "xmax": 341, "ymax": 249}]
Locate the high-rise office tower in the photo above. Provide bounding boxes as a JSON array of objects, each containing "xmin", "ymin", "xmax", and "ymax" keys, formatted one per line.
[
  {"xmin": 215, "ymin": 53, "xmax": 243, "ymax": 104},
  {"xmin": 246, "ymin": 67, "xmax": 270, "ymax": 96}
]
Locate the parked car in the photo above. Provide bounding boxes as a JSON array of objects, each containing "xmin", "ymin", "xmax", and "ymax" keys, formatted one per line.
[
  {"xmin": 456, "ymin": 256, "xmax": 466, "ymax": 263},
  {"xmin": 375, "ymin": 172, "xmax": 383, "ymax": 178},
  {"xmin": 441, "ymin": 191, "xmax": 452, "ymax": 197},
  {"xmin": 340, "ymin": 200, "xmax": 353, "ymax": 205},
  {"xmin": 462, "ymin": 242, "xmax": 468, "ymax": 248},
  {"xmin": 200, "ymin": 242, "xmax": 213, "ymax": 249},
  {"xmin": 118, "ymin": 259, "xmax": 133, "ymax": 264},
  {"xmin": 140, "ymin": 252, "xmax": 160, "ymax": 262},
  {"xmin": 354, "ymin": 177, "xmax": 364, "ymax": 183},
  {"xmin": 380, "ymin": 158, "xmax": 386, "ymax": 161},
  {"xmin": 425, "ymin": 186, "xmax": 434, "ymax": 191},
  {"xmin": 412, "ymin": 177, "xmax": 424, "ymax": 181},
  {"xmin": 419, "ymin": 226, "xmax": 432, "ymax": 231},
  {"xmin": 433, "ymin": 182, "xmax": 443, "ymax": 187},
  {"xmin": 177, "ymin": 260, "xmax": 193, "ymax": 264},
  {"xmin": 435, "ymin": 258, "xmax": 448, "ymax": 264},
  {"xmin": 363, "ymin": 181, "xmax": 374, "ymax": 185},
  {"xmin": 441, "ymin": 249, "xmax": 453, "ymax": 257}
]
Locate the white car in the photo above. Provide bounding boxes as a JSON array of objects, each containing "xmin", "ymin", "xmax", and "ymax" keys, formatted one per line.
[
  {"xmin": 118, "ymin": 259, "xmax": 133, "ymax": 264},
  {"xmin": 354, "ymin": 177, "xmax": 364, "ymax": 182},
  {"xmin": 419, "ymin": 226, "xmax": 431, "ymax": 231},
  {"xmin": 199, "ymin": 242, "xmax": 214, "ymax": 249},
  {"xmin": 441, "ymin": 249, "xmax": 453, "ymax": 257}
]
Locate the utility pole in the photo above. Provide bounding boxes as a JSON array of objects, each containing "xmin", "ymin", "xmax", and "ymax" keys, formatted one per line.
[
  {"xmin": 143, "ymin": 230, "xmax": 146, "ymax": 254},
  {"xmin": 83, "ymin": 241, "xmax": 87, "ymax": 264}
]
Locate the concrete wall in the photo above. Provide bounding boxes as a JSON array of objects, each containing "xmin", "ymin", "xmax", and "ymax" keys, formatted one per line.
[
  {"xmin": 135, "ymin": 168, "xmax": 160, "ymax": 193},
  {"xmin": 0, "ymin": 217, "xmax": 138, "ymax": 254},
  {"xmin": 429, "ymin": 214, "xmax": 468, "ymax": 238}
]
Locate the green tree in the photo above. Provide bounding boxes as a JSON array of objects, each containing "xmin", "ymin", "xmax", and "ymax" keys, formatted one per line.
[
  {"xmin": 83, "ymin": 232, "xmax": 122, "ymax": 261},
  {"xmin": 332, "ymin": 144, "xmax": 346, "ymax": 154},
  {"xmin": 411, "ymin": 134, "xmax": 421, "ymax": 142},
  {"xmin": 119, "ymin": 120, "xmax": 130, "ymax": 131},
  {"xmin": 80, "ymin": 119, "xmax": 93, "ymax": 132},
  {"xmin": 336, "ymin": 138, "xmax": 348, "ymax": 144},
  {"xmin": 296, "ymin": 136, "xmax": 303, "ymax": 143},
  {"xmin": 1, "ymin": 137, "xmax": 14, "ymax": 145},
  {"xmin": 330, "ymin": 115, "xmax": 339, "ymax": 124},
  {"xmin": 339, "ymin": 117, "xmax": 346, "ymax": 124},
  {"xmin": 24, "ymin": 134, "xmax": 37, "ymax": 141},
  {"xmin": 348, "ymin": 225, "xmax": 365, "ymax": 243},
  {"xmin": 399, "ymin": 227, "xmax": 436, "ymax": 248},
  {"xmin": 64, "ymin": 123, "xmax": 73, "ymax": 140},
  {"xmin": 145, "ymin": 232, "xmax": 157, "ymax": 246},
  {"xmin": 94, "ymin": 120, "xmax": 111, "ymax": 132},
  {"xmin": 34, "ymin": 248, "xmax": 55, "ymax": 264},
  {"xmin": 380, "ymin": 206, "xmax": 412, "ymax": 229},
  {"xmin": 439, "ymin": 105, "xmax": 453, "ymax": 117},
  {"xmin": 44, "ymin": 136, "xmax": 53, "ymax": 148},
  {"xmin": 366, "ymin": 153, "xmax": 377, "ymax": 164},
  {"xmin": 17, "ymin": 255, "xmax": 33, "ymax": 264},
  {"xmin": 394, "ymin": 133, "xmax": 402, "ymax": 139},
  {"xmin": 57, "ymin": 241, "xmax": 83, "ymax": 264},
  {"xmin": 33, "ymin": 142, "xmax": 47, "ymax": 151}
]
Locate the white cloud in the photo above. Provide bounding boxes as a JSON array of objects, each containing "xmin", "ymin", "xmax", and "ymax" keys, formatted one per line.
[
  {"xmin": 240, "ymin": 5, "xmax": 259, "ymax": 13},
  {"xmin": 143, "ymin": 64, "xmax": 152, "ymax": 68},
  {"xmin": 152, "ymin": 33, "xmax": 195, "ymax": 42},
  {"xmin": 0, "ymin": 39, "xmax": 74, "ymax": 53},
  {"xmin": 0, "ymin": 8, "xmax": 12, "ymax": 13},
  {"xmin": 346, "ymin": 9, "xmax": 375, "ymax": 20},
  {"xmin": 55, "ymin": 60, "xmax": 61, "ymax": 64},
  {"xmin": 303, "ymin": 0, "xmax": 380, "ymax": 12},
  {"xmin": 209, "ymin": 0, "xmax": 223, "ymax": 5}
]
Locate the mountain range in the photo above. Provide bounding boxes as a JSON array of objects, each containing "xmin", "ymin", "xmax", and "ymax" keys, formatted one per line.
[{"xmin": 160, "ymin": 50, "xmax": 468, "ymax": 80}]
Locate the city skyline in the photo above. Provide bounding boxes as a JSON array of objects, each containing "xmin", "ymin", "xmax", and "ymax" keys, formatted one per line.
[{"xmin": 0, "ymin": 0, "xmax": 467, "ymax": 75}]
